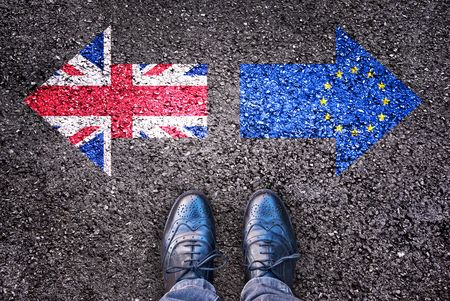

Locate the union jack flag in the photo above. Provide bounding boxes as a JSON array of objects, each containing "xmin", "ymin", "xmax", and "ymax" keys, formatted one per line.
[{"xmin": 25, "ymin": 27, "xmax": 208, "ymax": 175}]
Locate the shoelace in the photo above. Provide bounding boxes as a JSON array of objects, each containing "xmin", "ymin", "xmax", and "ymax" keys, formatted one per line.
[
  {"xmin": 246, "ymin": 240, "xmax": 300, "ymax": 276},
  {"xmin": 166, "ymin": 245, "xmax": 228, "ymax": 280}
]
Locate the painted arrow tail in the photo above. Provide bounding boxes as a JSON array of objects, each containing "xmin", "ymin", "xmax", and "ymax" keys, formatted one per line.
[{"xmin": 240, "ymin": 27, "xmax": 422, "ymax": 175}]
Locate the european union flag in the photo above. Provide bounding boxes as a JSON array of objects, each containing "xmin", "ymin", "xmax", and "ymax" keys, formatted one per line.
[{"xmin": 240, "ymin": 27, "xmax": 422, "ymax": 175}]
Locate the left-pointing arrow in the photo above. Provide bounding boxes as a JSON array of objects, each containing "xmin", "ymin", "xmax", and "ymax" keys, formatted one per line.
[
  {"xmin": 24, "ymin": 27, "xmax": 209, "ymax": 175},
  {"xmin": 240, "ymin": 27, "xmax": 422, "ymax": 175}
]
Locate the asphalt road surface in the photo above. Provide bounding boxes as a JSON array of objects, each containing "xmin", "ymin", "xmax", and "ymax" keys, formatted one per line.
[{"xmin": 1, "ymin": 0, "xmax": 449, "ymax": 300}]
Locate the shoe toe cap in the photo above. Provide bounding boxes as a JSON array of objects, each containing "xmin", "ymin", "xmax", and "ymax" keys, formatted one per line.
[
  {"xmin": 246, "ymin": 190, "xmax": 289, "ymax": 221},
  {"xmin": 173, "ymin": 191, "xmax": 213, "ymax": 221},
  {"xmin": 162, "ymin": 191, "xmax": 215, "ymax": 250},
  {"xmin": 244, "ymin": 189, "xmax": 296, "ymax": 243}
]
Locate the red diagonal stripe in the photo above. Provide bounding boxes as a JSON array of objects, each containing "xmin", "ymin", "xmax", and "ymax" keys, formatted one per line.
[
  {"xmin": 160, "ymin": 126, "xmax": 189, "ymax": 138},
  {"xmin": 68, "ymin": 126, "xmax": 101, "ymax": 145},
  {"xmin": 144, "ymin": 64, "xmax": 172, "ymax": 76},
  {"xmin": 61, "ymin": 64, "xmax": 84, "ymax": 76}
]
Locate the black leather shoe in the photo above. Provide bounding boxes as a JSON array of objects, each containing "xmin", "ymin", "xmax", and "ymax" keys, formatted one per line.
[
  {"xmin": 161, "ymin": 191, "xmax": 227, "ymax": 292},
  {"xmin": 243, "ymin": 189, "xmax": 300, "ymax": 288}
]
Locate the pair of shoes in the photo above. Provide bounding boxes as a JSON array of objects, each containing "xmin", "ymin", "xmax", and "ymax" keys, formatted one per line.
[{"xmin": 161, "ymin": 189, "xmax": 300, "ymax": 292}]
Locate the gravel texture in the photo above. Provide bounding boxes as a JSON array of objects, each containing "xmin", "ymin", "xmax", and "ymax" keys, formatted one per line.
[{"xmin": 1, "ymin": 0, "xmax": 449, "ymax": 300}]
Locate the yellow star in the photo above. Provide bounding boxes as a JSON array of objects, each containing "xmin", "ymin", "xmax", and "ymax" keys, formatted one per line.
[
  {"xmin": 324, "ymin": 113, "xmax": 332, "ymax": 121},
  {"xmin": 382, "ymin": 97, "xmax": 390, "ymax": 105},
  {"xmin": 335, "ymin": 125, "xmax": 343, "ymax": 132},
  {"xmin": 367, "ymin": 124, "xmax": 374, "ymax": 132},
  {"xmin": 336, "ymin": 70, "xmax": 343, "ymax": 78},
  {"xmin": 378, "ymin": 82, "xmax": 386, "ymax": 90},
  {"xmin": 351, "ymin": 66, "xmax": 359, "ymax": 74},
  {"xmin": 367, "ymin": 71, "xmax": 374, "ymax": 78},
  {"xmin": 351, "ymin": 128, "xmax": 358, "ymax": 136},
  {"xmin": 324, "ymin": 82, "xmax": 332, "ymax": 90},
  {"xmin": 320, "ymin": 97, "xmax": 327, "ymax": 105},
  {"xmin": 378, "ymin": 113, "xmax": 386, "ymax": 121}
]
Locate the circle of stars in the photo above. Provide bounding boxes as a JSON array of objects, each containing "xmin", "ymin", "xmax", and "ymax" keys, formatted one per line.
[{"xmin": 319, "ymin": 67, "xmax": 392, "ymax": 137}]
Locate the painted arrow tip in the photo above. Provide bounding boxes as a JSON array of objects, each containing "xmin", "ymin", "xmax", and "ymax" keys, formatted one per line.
[
  {"xmin": 333, "ymin": 27, "xmax": 422, "ymax": 175},
  {"xmin": 25, "ymin": 27, "xmax": 113, "ymax": 175}
]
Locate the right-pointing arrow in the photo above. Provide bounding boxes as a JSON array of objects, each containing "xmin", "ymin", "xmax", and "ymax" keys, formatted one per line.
[{"xmin": 240, "ymin": 27, "xmax": 422, "ymax": 175}]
